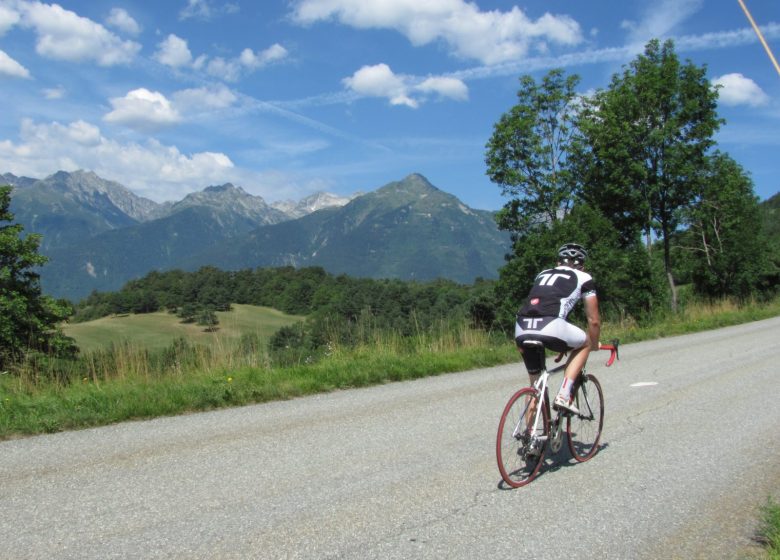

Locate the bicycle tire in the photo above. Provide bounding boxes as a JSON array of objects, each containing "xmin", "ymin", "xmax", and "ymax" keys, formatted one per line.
[
  {"xmin": 566, "ymin": 373, "xmax": 604, "ymax": 462},
  {"xmin": 496, "ymin": 387, "xmax": 549, "ymax": 487}
]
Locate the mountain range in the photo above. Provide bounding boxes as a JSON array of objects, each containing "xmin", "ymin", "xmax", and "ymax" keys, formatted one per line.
[{"xmin": 3, "ymin": 170, "xmax": 510, "ymax": 302}]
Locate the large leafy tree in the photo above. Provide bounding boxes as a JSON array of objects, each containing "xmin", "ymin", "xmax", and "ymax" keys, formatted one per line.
[
  {"xmin": 485, "ymin": 68, "xmax": 582, "ymax": 237},
  {"xmin": 492, "ymin": 204, "xmax": 655, "ymax": 329},
  {"xmin": 575, "ymin": 39, "xmax": 722, "ymax": 311},
  {"xmin": 485, "ymin": 68, "xmax": 661, "ymax": 326},
  {"xmin": 0, "ymin": 186, "xmax": 76, "ymax": 368},
  {"xmin": 681, "ymin": 152, "xmax": 775, "ymax": 298}
]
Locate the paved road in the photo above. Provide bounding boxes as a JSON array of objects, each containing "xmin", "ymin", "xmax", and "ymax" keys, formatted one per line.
[{"xmin": 2, "ymin": 317, "xmax": 779, "ymax": 559}]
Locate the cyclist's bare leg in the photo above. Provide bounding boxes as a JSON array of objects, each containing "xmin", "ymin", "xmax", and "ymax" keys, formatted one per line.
[
  {"xmin": 557, "ymin": 345, "xmax": 590, "ymax": 401},
  {"xmin": 564, "ymin": 345, "xmax": 590, "ymax": 381},
  {"xmin": 525, "ymin": 372, "xmax": 540, "ymax": 433}
]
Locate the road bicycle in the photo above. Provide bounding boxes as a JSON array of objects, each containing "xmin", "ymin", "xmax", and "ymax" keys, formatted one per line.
[{"xmin": 496, "ymin": 339, "xmax": 619, "ymax": 488}]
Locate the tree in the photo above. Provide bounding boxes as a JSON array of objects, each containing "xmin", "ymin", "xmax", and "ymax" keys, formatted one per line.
[
  {"xmin": 196, "ymin": 307, "xmax": 219, "ymax": 332},
  {"xmin": 0, "ymin": 186, "xmax": 77, "ymax": 367},
  {"xmin": 485, "ymin": 68, "xmax": 582, "ymax": 237},
  {"xmin": 682, "ymin": 152, "xmax": 774, "ymax": 298},
  {"xmin": 492, "ymin": 204, "xmax": 656, "ymax": 330},
  {"xmin": 576, "ymin": 39, "xmax": 722, "ymax": 311}
]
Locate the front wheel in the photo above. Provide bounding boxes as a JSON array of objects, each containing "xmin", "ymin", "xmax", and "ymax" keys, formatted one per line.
[
  {"xmin": 567, "ymin": 373, "xmax": 604, "ymax": 462},
  {"xmin": 496, "ymin": 387, "xmax": 549, "ymax": 487}
]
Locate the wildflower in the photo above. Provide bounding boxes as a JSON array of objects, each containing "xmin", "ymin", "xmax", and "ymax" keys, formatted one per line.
[{"xmin": 227, "ymin": 377, "xmax": 233, "ymax": 383}]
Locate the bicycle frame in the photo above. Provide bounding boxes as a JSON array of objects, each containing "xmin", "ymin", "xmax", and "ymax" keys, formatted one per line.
[
  {"xmin": 511, "ymin": 361, "xmax": 566, "ymax": 443},
  {"xmin": 512, "ymin": 341, "xmax": 618, "ymax": 450},
  {"xmin": 497, "ymin": 340, "xmax": 618, "ymax": 487}
]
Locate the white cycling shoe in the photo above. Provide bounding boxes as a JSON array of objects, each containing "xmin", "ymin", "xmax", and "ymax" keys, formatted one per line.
[{"xmin": 553, "ymin": 394, "xmax": 580, "ymax": 415}]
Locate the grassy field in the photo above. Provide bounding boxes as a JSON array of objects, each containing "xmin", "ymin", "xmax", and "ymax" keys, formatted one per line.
[
  {"xmin": 1, "ymin": 296, "xmax": 780, "ymax": 440},
  {"xmin": 62, "ymin": 304, "xmax": 304, "ymax": 352}
]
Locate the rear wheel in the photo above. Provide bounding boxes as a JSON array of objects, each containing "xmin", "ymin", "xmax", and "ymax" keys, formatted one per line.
[
  {"xmin": 496, "ymin": 387, "xmax": 549, "ymax": 487},
  {"xmin": 566, "ymin": 373, "xmax": 604, "ymax": 462}
]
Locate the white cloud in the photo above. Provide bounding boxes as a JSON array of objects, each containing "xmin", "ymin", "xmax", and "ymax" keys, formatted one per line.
[
  {"xmin": 103, "ymin": 89, "xmax": 182, "ymax": 131},
  {"xmin": 180, "ymin": 0, "xmax": 212, "ymax": 21},
  {"xmin": 622, "ymin": 0, "xmax": 703, "ymax": 45},
  {"xmin": 713, "ymin": 73, "xmax": 770, "ymax": 107},
  {"xmin": 19, "ymin": 1, "xmax": 141, "ymax": 65},
  {"xmin": 343, "ymin": 63, "xmax": 415, "ymax": 107},
  {"xmin": 0, "ymin": 118, "xmax": 235, "ymax": 201},
  {"xmin": 105, "ymin": 8, "xmax": 141, "ymax": 35},
  {"xmin": 342, "ymin": 63, "xmax": 468, "ymax": 108},
  {"xmin": 416, "ymin": 76, "xmax": 468, "ymax": 101},
  {"xmin": 239, "ymin": 44, "xmax": 289, "ymax": 69},
  {"xmin": 42, "ymin": 85, "xmax": 65, "ymax": 99},
  {"xmin": 65, "ymin": 120, "xmax": 101, "ymax": 145},
  {"xmin": 179, "ymin": 0, "xmax": 239, "ymax": 21},
  {"xmin": 0, "ymin": 49, "xmax": 30, "ymax": 78},
  {"xmin": 154, "ymin": 34, "xmax": 287, "ymax": 81},
  {"xmin": 172, "ymin": 84, "xmax": 238, "ymax": 111},
  {"xmin": 291, "ymin": 0, "xmax": 582, "ymax": 65},
  {"xmin": 207, "ymin": 44, "xmax": 289, "ymax": 81},
  {"xmin": 0, "ymin": 4, "xmax": 20, "ymax": 35},
  {"xmin": 154, "ymin": 34, "xmax": 193, "ymax": 67}
]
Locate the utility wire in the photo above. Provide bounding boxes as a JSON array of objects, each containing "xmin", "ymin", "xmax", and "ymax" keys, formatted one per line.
[{"xmin": 737, "ymin": 0, "xmax": 780, "ymax": 77}]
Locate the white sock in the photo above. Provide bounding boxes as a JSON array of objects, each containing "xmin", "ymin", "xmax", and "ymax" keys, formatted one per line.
[{"xmin": 557, "ymin": 378, "xmax": 574, "ymax": 402}]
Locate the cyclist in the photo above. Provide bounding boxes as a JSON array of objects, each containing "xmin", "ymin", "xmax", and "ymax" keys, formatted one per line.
[{"xmin": 514, "ymin": 243, "xmax": 601, "ymax": 414}]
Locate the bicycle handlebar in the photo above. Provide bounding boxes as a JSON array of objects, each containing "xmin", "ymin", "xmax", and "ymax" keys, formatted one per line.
[
  {"xmin": 599, "ymin": 339, "xmax": 620, "ymax": 367},
  {"xmin": 552, "ymin": 338, "xmax": 620, "ymax": 367}
]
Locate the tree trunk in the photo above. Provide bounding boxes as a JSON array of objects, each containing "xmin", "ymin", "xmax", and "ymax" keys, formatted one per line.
[
  {"xmin": 667, "ymin": 271, "xmax": 678, "ymax": 313},
  {"xmin": 663, "ymin": 221, "xmax": 678, "ymax": 313}
]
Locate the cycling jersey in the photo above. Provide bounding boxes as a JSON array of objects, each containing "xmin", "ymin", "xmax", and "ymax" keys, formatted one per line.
[
  {"xmin": 515, "ymin": 265, "xmax": 597, "ymax": 352},
  {"xmin": 518, "ymin": 266, "xmax": 596, "ymax": 319}
]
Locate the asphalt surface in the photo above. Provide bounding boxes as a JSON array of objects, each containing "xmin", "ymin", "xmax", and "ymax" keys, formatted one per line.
[{"xmin": 1, "ymin": 316, "xmax": 779, "ymax": 559}]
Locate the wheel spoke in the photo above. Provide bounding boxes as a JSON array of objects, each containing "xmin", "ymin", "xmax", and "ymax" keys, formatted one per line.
[
  {"xmin": 496, "ymin": 388, "xmax": 548, "ymax": 487},
  {"xmin": 567, "ymin": 374, "xmax": 604, "ymax": 462}
]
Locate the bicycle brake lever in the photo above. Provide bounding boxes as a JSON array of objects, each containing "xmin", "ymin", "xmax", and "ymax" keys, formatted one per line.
[{"xmin": 603, "ymin": 339, "xmax": 620, "ymax": 366}]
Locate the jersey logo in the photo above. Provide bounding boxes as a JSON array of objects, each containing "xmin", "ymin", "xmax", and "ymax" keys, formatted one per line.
[
  {"xmin": 522, "ymin": 318, "xmax": 543, "ymax": 329},
  {"xmin": 537, "ymin": 272, "xmax": 570, "ymax": 286},
  {"xmin": 530, "ymin": 297, "xmax": 539, "ymax": 305}
]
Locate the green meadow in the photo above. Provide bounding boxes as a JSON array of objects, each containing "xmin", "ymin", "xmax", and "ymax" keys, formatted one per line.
[{"xmin": 62, "ymin": 304, "xmax": 304, "ymax": 352}]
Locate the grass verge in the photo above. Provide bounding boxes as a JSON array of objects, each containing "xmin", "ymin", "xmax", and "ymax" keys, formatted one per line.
[
  {"xmin": 1, "ymin": 296, "xmax": 779, "ymax": 440},
  {"xmin": 756, "ymin": 497, "xmax": 780, "ymax": 559}
]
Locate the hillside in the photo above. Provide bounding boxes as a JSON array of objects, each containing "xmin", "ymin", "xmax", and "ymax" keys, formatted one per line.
[
  {"xmin": 13, "ymin": 171, "xmax": 509, "ymax": 301},
  {"xmin": 42, "ymin": 205, "xmax": 269, "ymax": 298},
  {"xmin": 187, "ymin": 174, "xmax": 510, "ymax": 284},
  {"xmin": 7, "ymin": 170, "xmax": 155, "ymax": 252}
]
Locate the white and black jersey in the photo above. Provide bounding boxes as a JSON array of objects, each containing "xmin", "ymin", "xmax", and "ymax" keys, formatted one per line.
[
  {"xmin": 518, "ymin": 266, "xmax": 597, "ymax": 320},
  {"xmin": 514, "ymin": 265, "xmax": 597, "ymax": 352}
]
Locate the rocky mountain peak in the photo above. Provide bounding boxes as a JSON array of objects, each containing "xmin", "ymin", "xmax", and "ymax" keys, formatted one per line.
[
  {"xmin": 171, "ymin": 182, "xmax": 286, "ymax": 226},
  {"xmin": 203, "ymin": 183, "xmax": 241, "ymax": 194},
  {"xmin": 272, "ymin": 191, "xmax": 355, "ymax": 219},
  {"xmin": 40, "ymin": 169, "xmax": 163, "ymax": 222}
]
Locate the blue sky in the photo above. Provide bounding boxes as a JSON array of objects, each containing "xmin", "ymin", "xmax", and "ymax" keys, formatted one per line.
[{"xmin": 0, "ymin": 0, "xmax": 778, "ymax": 210}]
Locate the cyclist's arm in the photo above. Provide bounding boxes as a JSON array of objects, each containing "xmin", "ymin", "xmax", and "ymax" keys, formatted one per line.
[{"xmin": 584, "ymin": 294, "xmax": 601, "ymax": 351}]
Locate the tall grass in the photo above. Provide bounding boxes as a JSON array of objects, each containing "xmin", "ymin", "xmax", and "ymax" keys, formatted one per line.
[
  {"xmin": 1, "ymin": 295, "xmax": 779, "ymax": 439},
  {"xmin": 757, "ymin": 497, "xmax": 780, "ymax": 559}
]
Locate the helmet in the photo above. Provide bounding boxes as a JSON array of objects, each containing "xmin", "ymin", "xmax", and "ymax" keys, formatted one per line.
[{"xmin": 557, "ymin": 243, "xmax": 587, "ymax": 265}]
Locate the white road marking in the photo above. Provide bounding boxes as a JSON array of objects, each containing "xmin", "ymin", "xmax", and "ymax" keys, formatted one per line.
[{"xmin": 631, "ymin": 382, "xmax": 659, "ymax": 387}]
